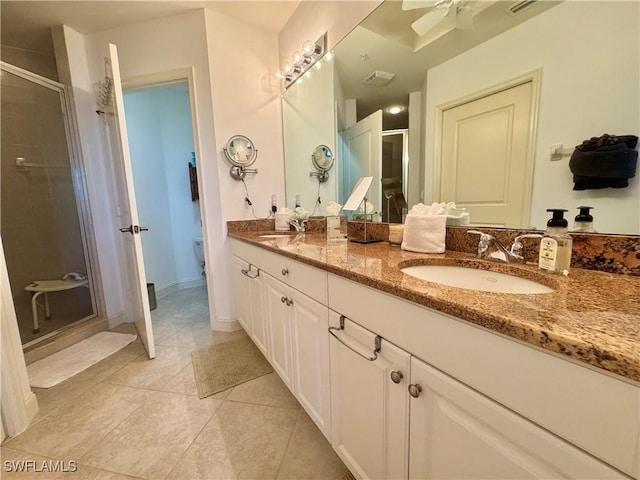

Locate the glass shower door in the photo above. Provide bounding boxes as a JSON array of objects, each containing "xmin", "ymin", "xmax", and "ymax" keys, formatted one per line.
[{"xmin": 0, "ymin": 63, "xmax": 96, "ymax": 346}]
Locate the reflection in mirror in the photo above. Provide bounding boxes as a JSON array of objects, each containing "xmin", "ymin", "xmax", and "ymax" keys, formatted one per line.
[
  {"xmin": 310, "ymin": 145, "xmax": 335, "ymax": 183},
  {"xmin": 282, "ymin": 0, "xmax": 639, "ymax": 234}
]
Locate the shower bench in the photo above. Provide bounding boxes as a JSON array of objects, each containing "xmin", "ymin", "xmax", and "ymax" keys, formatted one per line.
[{"xmin": 24, "ymin": 274, "xmax": 88, "ymax": 334}]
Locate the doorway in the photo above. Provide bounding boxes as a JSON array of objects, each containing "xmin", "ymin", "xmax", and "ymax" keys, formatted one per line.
[{"xmin": 122, "ymin": 81, "xmax": 208, "ymax": 322}]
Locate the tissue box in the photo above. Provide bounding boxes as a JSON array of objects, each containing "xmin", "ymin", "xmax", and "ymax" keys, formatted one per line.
[{"xmin": 275, "ymin": 213, "xmax": 291, "ymax": 231}]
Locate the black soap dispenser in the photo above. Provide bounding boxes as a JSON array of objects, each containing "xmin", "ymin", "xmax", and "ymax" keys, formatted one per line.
[
  {"xmin": 572, "ymin": 206, "xmax": 596, "ymax": 233},
  {"xmin": 539, "ymin": 209, "xmax": 573, "ymax": 275}
]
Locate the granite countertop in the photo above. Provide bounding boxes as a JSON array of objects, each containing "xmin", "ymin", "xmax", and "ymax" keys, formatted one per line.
[{"xmin": 229, "ymin": 231, "xmax": 640, "ymax": 383}]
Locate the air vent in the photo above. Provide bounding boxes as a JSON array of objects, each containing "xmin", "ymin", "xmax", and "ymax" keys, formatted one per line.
[
  {"xmin": 508, "ymin": 0, "xmax": 537, "ymax": 15},
  {"xmin": 363, "ymin": 70, "xmax": 395, "ymax": 87}
]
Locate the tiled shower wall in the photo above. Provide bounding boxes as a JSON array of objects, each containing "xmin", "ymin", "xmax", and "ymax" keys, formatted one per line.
[{"xmin": 0, "ymin": 67, "xmax": 93, "ymax": 344}]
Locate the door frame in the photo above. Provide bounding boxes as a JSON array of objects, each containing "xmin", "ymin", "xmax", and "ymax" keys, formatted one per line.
[
  {"xmin": 121, "ymin": 67, "xmax": 215, "ymax": 329},
  {"xmin": 432, "ymin": 69, "xmax": 542, "ymax": 226}
]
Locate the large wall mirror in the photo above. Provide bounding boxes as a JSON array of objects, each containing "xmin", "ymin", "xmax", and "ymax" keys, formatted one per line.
[{"xmin": 282, "ymin": 0, "xmax": 639, "ymax": 235}]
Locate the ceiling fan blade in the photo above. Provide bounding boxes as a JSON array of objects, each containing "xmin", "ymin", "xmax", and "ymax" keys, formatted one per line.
[
  {"xmin": 411, "ymin": 7, "xmax": 449, "ymax": 36},
  {"xmin": 402, "ymin": 0, "xmax": 440, "ymax": 11},
  {"xmin": 456, "ymin": 5, "xmax": 474, "ymax": 30}
]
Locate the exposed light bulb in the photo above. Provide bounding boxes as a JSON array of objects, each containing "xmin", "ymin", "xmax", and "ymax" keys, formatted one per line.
[
  {"xmin": 296, "ymin": 77, "xmax": 304, "ymax": 85},
  {"xmin": 302, "ymin": 40, "xmax": 314, "ymax": 55},
  {"xmin": 304, "ymin": 71, "xmax": 312, "ymax": 79},
  {"xmin": 276, "ymin": 72, "xmax": 284, "ymax": 79},
  {"xmin": 324, "ymin": 51, "xmax": 334, "ymax": 61},
  {"xmin": 292, "ymin": 50, "xmax": 302, "ymax": 64},
  {"xmin": 313, "ymin": 62, "xmax": 322, "ymax": 70},
  {"xmin": 283, "ymin": 62, "xmax": 292, "ymax": 74}
]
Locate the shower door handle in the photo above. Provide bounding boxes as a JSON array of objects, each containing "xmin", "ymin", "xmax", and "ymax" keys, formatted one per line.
[{"xmin": 119, "ymin": 225, "xmax": 149, "ymax": 234}]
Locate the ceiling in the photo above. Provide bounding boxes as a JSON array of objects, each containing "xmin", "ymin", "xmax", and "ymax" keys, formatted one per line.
[
  {"xmin": 1, "ymin": 1, "xmax": 300, "ymax": 55},
  {"xmin": 334, "ymin": 0, "xmax": 561, "ymax": 124}
]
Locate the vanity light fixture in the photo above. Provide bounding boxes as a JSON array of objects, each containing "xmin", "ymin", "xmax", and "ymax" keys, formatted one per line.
[{"xmin": 279, "ymin": 33, "xmax": 328, "ymax": 90}]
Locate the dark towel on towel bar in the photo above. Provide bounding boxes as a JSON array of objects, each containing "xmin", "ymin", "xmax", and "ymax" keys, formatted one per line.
[{"xmin": 569, "ymin": 134, "xmax": 638, "ymax": 190}]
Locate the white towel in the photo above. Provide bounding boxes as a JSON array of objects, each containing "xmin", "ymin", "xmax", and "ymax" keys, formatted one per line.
[{"xmin": 401, "ymin": 203, "xmax": 446, "ymax": 253}]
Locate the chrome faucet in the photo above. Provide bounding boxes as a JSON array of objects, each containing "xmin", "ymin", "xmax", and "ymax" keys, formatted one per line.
[
  {"xmin": 467, "ymin": 230, "xmax": 542, "ymax": 264},
  {"xmin": 288, "ymin": 218, "xmax": 308, "ymax": 233}
]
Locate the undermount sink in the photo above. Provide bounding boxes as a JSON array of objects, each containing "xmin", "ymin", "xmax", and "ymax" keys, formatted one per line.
[{"xmin": 400, "ymin": 262, "xmax": 555, "ymax": 294}]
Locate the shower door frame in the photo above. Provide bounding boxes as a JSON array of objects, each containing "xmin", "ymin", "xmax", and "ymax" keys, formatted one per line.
[{"xmin": 0, "ymin": 61, "xmax": 104, "ymax": 347}]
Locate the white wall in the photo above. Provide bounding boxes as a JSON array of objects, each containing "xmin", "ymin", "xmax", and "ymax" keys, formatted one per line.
[
  {"xmin": 282, "ymin": 60, "xmax": 337, "ymax": 213},
  {"xmin": 424, "ymin": 1, "xmax": 639, "ymax": 234}
]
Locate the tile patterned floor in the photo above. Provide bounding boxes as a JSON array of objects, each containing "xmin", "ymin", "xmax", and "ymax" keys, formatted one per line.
[{"xmin": 2, "ymin": 287, "xmax": 352, "ymax": 479}]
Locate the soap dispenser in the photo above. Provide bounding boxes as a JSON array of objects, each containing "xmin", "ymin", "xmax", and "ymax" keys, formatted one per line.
[
  {"xmin": 572, "ymin": 206, "xmax": 596, "ymax": 233},
  {"xmin": 539, "ymin": 209, "xmax": 573, "ymax": 275}
]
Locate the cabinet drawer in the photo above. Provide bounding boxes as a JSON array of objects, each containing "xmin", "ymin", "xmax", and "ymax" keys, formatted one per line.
[
  {"xmin": 230, "ymin": 239, "xmax": 327, "ymax": 304},
  {"xmin": 328, "ymin": 273, "xmax": 639, "ymax": 478}
]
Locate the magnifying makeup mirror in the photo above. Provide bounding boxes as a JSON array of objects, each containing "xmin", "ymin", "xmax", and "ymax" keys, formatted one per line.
[
  {"xmin": 310, "ymin": 144, "xmax": 334, "ymax": 183},
  {"xmin": 224, "ymin": 135, "xmax": 258, "ymax": 180}
]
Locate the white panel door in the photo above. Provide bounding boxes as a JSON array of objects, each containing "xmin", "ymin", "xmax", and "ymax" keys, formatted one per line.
[
  {"xmin": 341, "ymin": 110, "xmax": 382, "ymax": 214},
  {"xmin": 440, "ymin": 82, "xmax": 534, "ymax": 228},
  {"xmin": 248, "ymin": 269, "xmax": 268, "ymax": 357},
  {"xmin": 232, "ymin": 256, "xmax": 251, "ymax": 333},
  {"xmin": 408, "ymin": 356, "xmax": 622, "ymax": 480},
  {"xmin": 290, "ymin": 289, "xmax": 331, "ymax": 439},
  {"xmin": 330, "ymin": 313, "xmax": 410, "ymax": 480},
  {"xmin": 263, "ymin": 274, "xmax": 293, "ymax": 389},
  {"xmin": 107, "ymin": 43, "xmax": 155, "ymax": 358}
]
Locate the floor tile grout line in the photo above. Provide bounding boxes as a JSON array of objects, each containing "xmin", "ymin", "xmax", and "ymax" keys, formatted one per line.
[{"xmin": 274, "ymin": 407, "xmax": 304, "ymax": 479}]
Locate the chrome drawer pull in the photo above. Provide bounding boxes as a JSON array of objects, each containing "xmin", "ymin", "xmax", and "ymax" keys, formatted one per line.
[
  {"xmin": 241, "ymin": 265, "xmax": 260, "ymax": 279},
  {"xmin": 328, "ymin": 315, "xmax": 381, "ymax": 362}
]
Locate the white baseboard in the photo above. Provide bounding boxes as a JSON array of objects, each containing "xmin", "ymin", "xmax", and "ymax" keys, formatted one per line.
[
  {"xmin": 178, "ymin": 278, "xmax": 205, "ymax": 290},
  {"xmin": 24, "ymin": 392, "xmax": 39, "ymax": 425},
  {"xmin": 108, "ymin": 311, "xmax": 125, "ymax": 329},
  {"xmin": 211, "ymin": 317, "xmax": 241, "ymax": 332}
]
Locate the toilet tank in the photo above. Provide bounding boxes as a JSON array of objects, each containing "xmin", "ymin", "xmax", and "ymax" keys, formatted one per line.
[{"xmin": 193, "ymin": 236, "xmax": 205, "ymax": 262}]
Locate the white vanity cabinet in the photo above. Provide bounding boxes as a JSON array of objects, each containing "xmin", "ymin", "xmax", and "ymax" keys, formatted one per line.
[
  {"xmin": 230, "ymin": 240, "xmax": 332, "ymax": 440},
  {"xmin": 262, "ymin": 271, "xmax": 331, "ymax": 440},
  {"xmin": 328, "ymin": 273, "xmax": 637, "ymax": 480},
  {"xmin": 408, "ymin": 356, "xmax": 623, "ymax": 479},
  {"xmin": 231, "ymin": 255, "xmax": 268, "ymax": 356},
  {"xmin": 329, "ymin": 312, "xmax": 411, "ymax": 479}
]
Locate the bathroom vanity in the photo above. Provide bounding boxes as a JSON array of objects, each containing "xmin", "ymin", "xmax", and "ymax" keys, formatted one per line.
[{"xmin": 228, "ymin": 230, "xmax": 639, "ymax": 480}]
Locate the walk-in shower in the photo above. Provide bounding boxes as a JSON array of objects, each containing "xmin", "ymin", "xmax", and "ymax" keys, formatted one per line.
[{"xmin": 0, "ymin": 62, "xmax": 97, "ymax": 347}]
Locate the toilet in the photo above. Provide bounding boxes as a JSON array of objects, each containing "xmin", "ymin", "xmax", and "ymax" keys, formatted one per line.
[{"xmin": 193, "ymin": 236, "xmax": 206, "ymax": 277}]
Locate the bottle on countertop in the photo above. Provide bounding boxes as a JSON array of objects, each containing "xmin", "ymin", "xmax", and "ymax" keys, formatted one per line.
[
  {"xmin": 572, "ymin": 206, "xmax": 596, "ymax": 233},
  {"xmin": 539, "ymin": 209, "xmax": 573, "ymax": 276}
]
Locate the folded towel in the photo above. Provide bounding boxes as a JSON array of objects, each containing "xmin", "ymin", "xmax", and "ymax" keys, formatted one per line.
[
  {"xmin": 401, "ymin": 203, "xmax": 446, "ymax": 253},
  {"xmin": 569, "ymin": 134, "xmax": 638, "ymax": 190}
]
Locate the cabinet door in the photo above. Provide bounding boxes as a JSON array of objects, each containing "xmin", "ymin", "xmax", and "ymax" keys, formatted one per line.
[
  {"xmin": 408, "ymin": 357, "xmax": 622, "ymax": 480},
  {"xmin": 232, "ymin": 255, "xmax": 252, "ymax": 333},
  {"xmin": 290, "ymin": 289, "xmax": 331, "ymax": 440},
  {"xmin": 330, "ymin": 312, "xmax": 410, "ymax": 480},
  {"xmin": 263, "ymin": 273, "xmax": 294, "ymax": 389},
  {"xmin": 248, "ymin": 271, "xmax": 269, "ymax": 357}
]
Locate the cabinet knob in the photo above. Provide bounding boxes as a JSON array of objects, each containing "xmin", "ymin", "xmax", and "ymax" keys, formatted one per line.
[
  {"xmin": 281, "ymin": 296, "xmax": 287, "ymax": 303},
  {"xmin": 286, "ymin": 298, "xmax": 294, "ymax": 307},
  {"xmin": 408, "ymin": 384, "xmax": 422, "ymax": 398},
  {"xmin": 281, "ymin": 268, "xmax": 289, "ymax": 276},
  {"xmin": 390, "ymin": 371, "xmax": 403, "ymax": 384}
]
